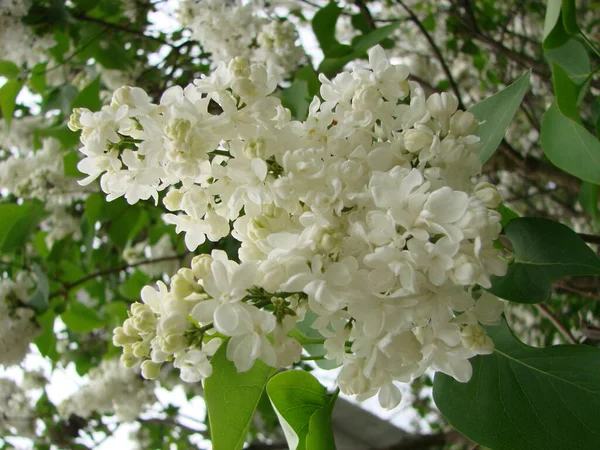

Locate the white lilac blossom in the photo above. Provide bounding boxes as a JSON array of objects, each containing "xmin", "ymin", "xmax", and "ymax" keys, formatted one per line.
[
  {"xmin": 0, "ymin": 378, "xmax": 37, "ymax": 438},
  {"xmin": 58, "ymin": 358, "xmax": 156, "ymax": 422},
  {"xmin": 0, "ymin": 138, "xmax": 89, "ymax": 206},
  {"xmin": 0, "ymin": 0, "xmax": 55, "ymax": 69},
  {"xmin": 0, "ymin": 273, "xmax": 41, "ymax": 367},
  {"xmin": 178, "ymin": 0, "xmax": 304, "ymax": 80},
  {"xmin": 76, "ymin": 46, "xmax": 508, "ymax": 410}
]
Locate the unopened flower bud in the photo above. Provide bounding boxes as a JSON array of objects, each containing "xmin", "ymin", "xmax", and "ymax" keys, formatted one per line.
[
  {"xmin": 191, "ymin": 254, "xmax": 212, "ymax": 280},
  {"xmin": 449, "ymin": 110, "xmax": 478, "ymax": 136},
  {"xmin": 132, "ymin": 341, "xmax": 151, "ymax": 358},
  {"xmin": 163, "ymin": 189, "xmax": 184, "ymax": 211},
  {"xmin": 474, "ymin": 182, "xmax": 503, "ymax": 209},
  {"xmin": 123, "ymin": 319, "xmax": 140, "ymax": 337},
  {"xmin": 121, "ymin": 346, "xmax": 139, "ymax": 368},
  {"xmin": 426, "ymin": 92, "xmax": 459, "ymax": 119},
  {"xmin": 404, "ymin": 129, "xmax": 433, "ymax": 153},
  {"xmin": 68, "ymin": 108, "xmax": 83, "ymax": 131},
  {"xmin": 113, "ymin": 327, "xmax": 139, "ymax": 347},
  {"xmin": 141, "ymin": 360, "xmax": 162, "ymax": 379}
]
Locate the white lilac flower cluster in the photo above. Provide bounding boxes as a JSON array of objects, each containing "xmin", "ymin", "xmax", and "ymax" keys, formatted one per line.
[
  {"xmin": 0, "ymin": 378, "xmax": 37, "ymax": 438},
  {"xmin": 59, "ymin": 358, "xmax": 156, "ymax": 422},
  {"xmin": 74, "ymin": 46, "xmax": 507, "ymax": 409},
  {"xmin": 0, "ymin": 0, "xmax": 55, "ymax": 69},
  {"xmin": 178, "ymin": 0, "xmax": 304, "ymax": 80},
  {"xmin": 0, "ymin": 273, "xmax": 41, "ymax": 367},
  {"xmin": 0, "ymin": 138, "xmax": 88, "ymax": 207}
]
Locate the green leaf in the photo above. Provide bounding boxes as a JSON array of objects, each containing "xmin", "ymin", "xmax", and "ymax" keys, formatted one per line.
[
  {"xmin": 579, "ymin": 181, "xmax": 599, "ymax": 224},
  {"xmin": 488, "ymin": 217, "xmax": 600, "ymax": 303},
  {"xmin": 0, "ymin": 80, "xmax": 23, "ymax": 127},
  {"xmin": 43, "ymin": 84, "xmax": 78, "ymax": 115},
  {"xmin": 561, "ymin": 0, "xmax": 579, "ymax": 34},
  {"xmin": 551, "ymin": 62, "xmax": 582, "ymax": 123},
  {"xmin": 71, "ymin": 76, "xmax": 101, "ymax": 111},
  {"xmin": 204, "ymin": 343, "xmax": 277, "ymax": 450},
  {"xmin": 545, "ymin": 39, "xmax": 590, "ymax": 84},
  {"xmin": 0, "ymin": 60, "xmax": 19, "ymax": 79},
  {"xmin": 84, "ymin": 193, "xmax": 105, "ymax": 227},
  {"xmin": 34, "ymin": 310, "xmax": 58, "ymax": 361},
  {"xmin": 540, "ymin": 101, "xmax": 600, "ymax": 184},
  {"xmin": 280, "ymin": 66, "xmax": 320, "ymax": 120},
  {"xmin": 544, "ymin": 9, "xmax": 571, "ymax": 50},
  {"xmin": 267, "ymin": 371, "xmax": 337, "ymax": 450},
  {"xmin": 29, "ymin": 62, "xmax": 47, "ymax": 94},
  {"xmin": 0, "ymin": 202, "xmax": 46, "ymax": 253},
  {"xmin": 108, "ymin": 206, "xmax": 149, "ymax": 249},
  {"xmin": 311, "ymin": 1, "xmax": 352, "ymax": 58},
  {"xmin": 295, "ymin": 310, "xmax": 340, "ymax": 369},
  {"xmin": 118, "ymin": 270, "xmax": 150, "ymax": 301},
  {"xmin": 498, "ymin": 204, "xmax": 519, "ymax": 228},
  {"xmin": 543, "ymin": 0, "xmax": 562, "ymax": 40},
  {"xmin": 468, "ymin": 70, "xmax": 531, "ymax": 164},
  {"xmin": 61, "ymin": 300, "xmax": 107, "ymax": 333},
  {"xmin": 318, "ymin": 22, "xmax": 402, "ymax": 76},
  {"xmin": 36, "ymin": 125, "xmax": 80, "ymax": 149},
  {"xmin": 26, "ymin": 264, "xmax": 49, "ymax": 312},
  {"xmin": 433, "ymin": 320, "xmax": 600, "ymax": 450},
  {"xmin": 63, "ymin": 151, "xmax": 83, "ymax": 177}
]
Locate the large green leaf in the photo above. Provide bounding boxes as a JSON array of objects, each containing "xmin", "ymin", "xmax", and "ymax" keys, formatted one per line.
[
  {"xmin": 26, "ymin": 264, "xmax": 50, "ymax": 312},
  {"xmin": 71, "ymin": 76, "xmax": 102, "ymax": 111},
  {"xmin": 204, "ymin": 343, "xmax": 277, "ymax": 450},
  {"xmin": 280, "ymin": 66, "xmax": 320, "ymax": 120},
  {"xmin": 0, "ymin": 80, "xmax": 23, "ymax": 127},
  {"xmin": 318, "ymin": 22, "xmax": 402, "ymax": 76},
  {"xmin": 294, "ymin": 310, "xmax": 341, "ymax": 370},
  {"xmin": 267, "ymin": 371, "xmax": 337, "ymax": 450},
  {"xmin": 540, "ymin": 102, "xmax": 600, "ymax": 184},
  {"xmin": 61, "ymin": 300, "xmax": 107, "ymax": 333},
  {"xmin": 545, "ymin": 39, "xmax": 590, "ymax": 84},
  {"xmin": 543, "ymin": 6, "xmax": 571, "ymax": 50},
  {"xmin": 433, "ymin": 320, "xmax": 600, "ymax": 450},
  {"xmin": 489, "ymin": 217, "xmax": 600, "ymax": 303},
  {"xmin": 561, "ymin": 0, "xmax": 579, "ymax": 34},
  {"xmin": 0, "ymin": 60, "xmax": 19, "ymax": 79},
  {"xmin": 468, "ymin": 70, "xmax": 530, "ymax": 164},
  {"xmin": 0, "ymin": 202, "xmax": 46, "ymax": 253},
  {"xmin": 311, "ymin": 1, "xmax": 352, "ymax": 58},
  {"xmin": 551, "ymin": 62, "xmax": 582, "ymax": 123}
]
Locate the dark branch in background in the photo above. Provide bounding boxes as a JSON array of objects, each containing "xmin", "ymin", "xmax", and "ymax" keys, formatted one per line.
[
  {"xmin": 555, "ymin": 282, "xmax": 600, "ymax": 302},
  {"xmin": 378, "ymin": 430, "xmax": 471, "ymax": 450},
  {"xmin": 578, "ymin": 233, "xmax": 600, "ymax": 246},
  {"xmin": 535, "ymin": 303, "xmax": 578, "ymax": 345},
  {"xmin": 354, "ymin": 0, "xmax": 376, "ymax": 30},
  {"xmin": 395, "ymin": 0, "xmax": 465, "ymax": 110},
  {"xmin": 74, "ymin": 13, "xmax": 171, "ymax": 46},
  {"xmin": 49, "ymin": 253, "xmax": 189, "ymax": 297}
]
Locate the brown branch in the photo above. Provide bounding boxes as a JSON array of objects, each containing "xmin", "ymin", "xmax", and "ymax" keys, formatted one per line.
[
  {"xmin": 535, "ymin": 303, "xmax": 577, "ymax": 344},
  {"xmin": 49, "ymin": 253, "xmax": 188, "ymax": 298},
  {"xmin": 555, "ymin": 282, "xmax": 600, "ymax": 302},
  {"xmin": 378, "ymin": 431, "xmax": 470, "ymax": 450},
  {"xmin": 395, "ymin": 0, "xmax": 465, "ymax": 110},
  {"xmin": 354, "ymin": 0, "xmax": 376, "ymax": 30},
  {"xmin": 578, "ymin": 233, "xmax": 600, "ymax": 246},
  {"xmin": 74, "ymin": 13, "xmax": 170, "ymax": 46}
]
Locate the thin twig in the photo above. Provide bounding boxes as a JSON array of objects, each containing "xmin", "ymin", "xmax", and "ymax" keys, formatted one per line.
[
  {"xmin": 395, "ymin": 0, "xmax": 465, "ymax": 109},
  {"xmin": 578, "ymin": 233, "xmax": 600, "ymax": 246},
  {"xmin": 555, "ymin": 282, "xmax": 600, "ymax": 302},
  {"xmin": 74, "ymin": 13, "xmax": 170, "ymax": 46},
  {"xmin": 535, "ymin": 303, "xmax": 577, "ymax": 344}
]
